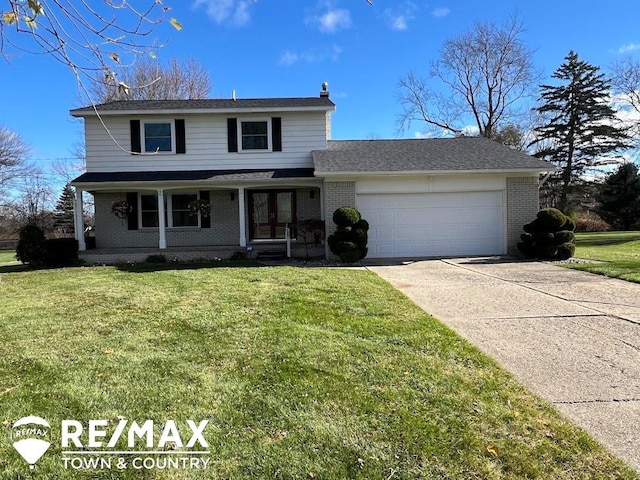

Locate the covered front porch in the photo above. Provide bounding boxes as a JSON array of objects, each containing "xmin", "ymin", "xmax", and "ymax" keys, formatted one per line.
[{"xmin": 71, "ymin": 169, "xmax": 327, "ymax": 263}]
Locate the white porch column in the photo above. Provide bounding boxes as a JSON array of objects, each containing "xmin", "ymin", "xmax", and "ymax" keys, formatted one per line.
[
  {"xmin": 74, "ymin": 188, "xmax": 86, "ymax": 251},
  {"xmin": 157, "ymin": 189, "xmax": 167, "ymax": 249},
  {"xmin": 238, "ymin": 187, "xmax": 247, "ymax": 247}
]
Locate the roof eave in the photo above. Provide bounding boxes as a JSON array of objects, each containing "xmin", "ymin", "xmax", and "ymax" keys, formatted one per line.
[
  {"xmin": 70, "ymin": 105, "xmax": 336, "ymax": 117},
  {"xmin": 315, "ymin": 167, "xmax": 559, "ymax": 177}
]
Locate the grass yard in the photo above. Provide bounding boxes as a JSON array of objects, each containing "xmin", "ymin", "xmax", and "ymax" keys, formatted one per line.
[
  {"xmin": 0, "ymin": 249, "xmax": 17, "ymax": 265},
  {"xmin": 568, "ymin": 231, "xmax": 640, "ymax": 283},
  {"xmin": 0, "ymin": 265, "xmax": 636, "ymax": 479}
]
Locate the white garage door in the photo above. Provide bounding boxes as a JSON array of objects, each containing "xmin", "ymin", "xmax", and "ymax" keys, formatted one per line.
[{"xmin": 357, "ymin": 191, "xmax": 505, "ymax": 258}]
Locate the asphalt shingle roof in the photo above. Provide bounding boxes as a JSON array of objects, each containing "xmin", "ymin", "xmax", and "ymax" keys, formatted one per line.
[
  {"xmin": 70, "ymin": 97, "xmax": 334, "ymax": 115},
  {"xmin": 71, "ymin": 168, "xmax": 315, "ymax": 184},
  {"xmin": 312, "ymin": 137, "xmax": 553, "ymax": 173}
]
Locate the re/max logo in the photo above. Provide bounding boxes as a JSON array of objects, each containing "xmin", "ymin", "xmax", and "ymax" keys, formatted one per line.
[{"xmin": 61, "ymin": 420, "xmax": 208, "ymax": 449}]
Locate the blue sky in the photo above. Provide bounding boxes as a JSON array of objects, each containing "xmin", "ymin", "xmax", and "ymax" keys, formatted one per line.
[{"xmin": 2, "ymin": 0, "xmax": 640, "ymax": 185}]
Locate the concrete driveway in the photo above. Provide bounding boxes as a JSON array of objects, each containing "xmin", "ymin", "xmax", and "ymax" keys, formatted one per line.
[{"xmin": 367, "ymin": 258, "xmax": 640, "ymax": 472}]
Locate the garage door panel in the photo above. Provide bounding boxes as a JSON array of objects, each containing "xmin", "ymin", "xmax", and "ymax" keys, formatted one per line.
[{"xmin": 357, "ymin": 191, "xmax": 504, "ymax": 258}]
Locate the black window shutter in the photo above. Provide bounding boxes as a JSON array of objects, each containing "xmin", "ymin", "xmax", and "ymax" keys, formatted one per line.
[
  {"xmin": 130, "ymin": 120, "xmax": 141, "ymax": 154},
  {"xmin": 200, "ymin": 191, "xmax": 211, "ymax": 229},
  {"xmin": 272, "ymin": 117, "xmax": 282, "ymax": 152},
  {"xmin": 227, "ymin": 118, "xmax": 238, "ymax": 152},
  {"xmin": 175, "ymin": 119, "xmax": 186, "ymax": 154},
  {"xmin": 126, "ymin": 192, "xmax": 138, "ymax": 230}
]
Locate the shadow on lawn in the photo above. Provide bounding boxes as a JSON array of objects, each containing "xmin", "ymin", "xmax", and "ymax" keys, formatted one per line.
[
  {"xmin": 576, "ymin": 232, "xmax": 640, "ymax": 247},
  {"xmin": 116, "ymin": 260, "xmax": 262, "ymax": 273}
]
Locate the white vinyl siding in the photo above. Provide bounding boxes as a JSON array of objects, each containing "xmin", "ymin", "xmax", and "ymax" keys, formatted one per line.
[{"xmin": 83, "ymin": 112, "xmax": 328, "ymax": 172}]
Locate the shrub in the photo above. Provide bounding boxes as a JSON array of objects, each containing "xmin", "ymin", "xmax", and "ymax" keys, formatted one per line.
[
  {"xmin": 16, "ymin": 224, "xmax": 47, "ymax": 266},
  {"xmin": 145, "ymin": 254, "xmax": 167, "ymax": 264},
  {"xmin": 230, "ymin": 251, "xmax": 247, "ymax": 261},
  {"xmin": 554, "ymin": 230, "xmax": 575, "ymax": 245},
  {"xmin": 45, "ymin": 238, "xmax": 78, "ymax": 266},
  {"xmin": 327, "ymin": 207, "xmax": 369, "ymax": 263},
  {"xmin": 517, "ymin": 208, "xmax": 576, "ymax": 260},
  {"xmin": 536, "ymin": 208, "xmax": 567, "ymax": 231},
  {"xmin": 574, "ymin": 212, "xmax": 611, "ymax": 232},
  {"xmin": 333, "ymin": 207, "xmax": 361, "ymax": 227},
  {"xmin": 556, "ymin": 242, "xmax": 576, "ymax": 260}
]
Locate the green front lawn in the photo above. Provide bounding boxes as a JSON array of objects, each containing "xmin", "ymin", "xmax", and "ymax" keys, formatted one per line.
[
  {"xmin": 0, "ymin": 265, "xmax": 636, "ymax": 479},
  {"xmin": 568, "ymin": 231, "xmax": 640, "ymax": 283},
  {"xmin": 0, "ymin": 249, "xmax": 17, "ymax": 265}
]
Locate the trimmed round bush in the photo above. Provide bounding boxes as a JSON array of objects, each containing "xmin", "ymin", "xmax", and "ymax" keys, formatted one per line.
[
  {"xmin": 518, "ymin": 208, "xmax": 576, "ymax": 260},
  {"xmin": 554, "ymin": 230, "xmax": 575, "ymax": 245},
  {"xmin": 517, "ymin": 241, "xmax": 535, "ymax": 257},
  {"xmin": 556, "ymin": 242, "xmax": 576, "ymax": 260},
  {"xmin": 335, "ymin": 241, "xmax": 358, "ymax": 256},
  {"xmin": 328, "ymin": 207, "xmax": 369, "ymax": 263},
  {"xmin": 332, "ymin": 207, "xmax": 361, "ymax": 227},
  {"xmin": 523, "ymin": 220, "xmax": 539, "ymax": 234},
  {"xmin": 536, "ymin": 208, "xmax": 567, "ymax": 231},
  {"xmin": 339, "ymin": 249, "xmax": 362, "ymax": 263},
  {"xmin": 355, "ymin": 219, "xmax": 370, "ymax": 232},
  {"xmin": 538, "ymin": 244, "xmax": 558, "ymax": 258},
  {"xmin": 351, "ymin": 228, "xmax": 368, "ymax": 246},
  {"xmin": 562, "ymin": 217, "xmax": 576, "ymax": 232},
  {"xmin": 533, "ymin": 231, "xmax": 555, "ymax": 245},
  {"xmin": 520, "ymin": 233, "xmax": 533, "ymax": 242}
]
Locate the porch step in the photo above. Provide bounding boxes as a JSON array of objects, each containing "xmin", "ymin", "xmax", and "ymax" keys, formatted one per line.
[{"xmin": 256, "ymin": 249, "xmax": 287, "ymax": 260}]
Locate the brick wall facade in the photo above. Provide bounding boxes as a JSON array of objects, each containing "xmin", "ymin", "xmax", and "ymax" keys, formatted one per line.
[
  {"xmin": 506, "ymin": 176, "xmax": 540, "ymax": 254},
  {"xmin": 322, "ymin": 181, "xmax": 356, "ymax": 259}
]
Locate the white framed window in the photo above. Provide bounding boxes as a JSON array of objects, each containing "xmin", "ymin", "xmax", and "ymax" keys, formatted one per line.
[
  {"xmin": 142, "ymin": 120, "xmax": 175, "ymax": 153},
  {"xmin": 168, "ymin": 193, "xmax": 199, "ymax": 228},
  {"xmin": 238, "ymin": 118, "xmax": 272, "ymax": 152}
]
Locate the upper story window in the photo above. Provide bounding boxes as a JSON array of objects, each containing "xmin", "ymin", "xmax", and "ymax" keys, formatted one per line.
[
  {"xmin": 241, "ymin": 121, "xmax": 269, "ymax": 150},
  {"xmin": 143, "ymin": 121, "xmax": 173, "ymax": 153}
]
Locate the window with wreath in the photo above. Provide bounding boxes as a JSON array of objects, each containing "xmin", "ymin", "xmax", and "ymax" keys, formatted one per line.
[{"xmin": 171, "ymin": 193, "xmax": 199, "ymax": 227}]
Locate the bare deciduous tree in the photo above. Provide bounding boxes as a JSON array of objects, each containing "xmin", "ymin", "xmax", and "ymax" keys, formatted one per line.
[
  {"xmin": 94, "ymin": 57, "xmax": 211, "ymax": 102},
  {"xmin": 0, "ymin": 124, "xmax": 31, "ymax": 196},
  {"xmin": 1, "ymin": 2, "xmax": 181, "ymax": 96},
  {"xmin": 397, "ymin": 15, "xmax": 538, "ymax": 139},
  {"xmin": 610, "ymin": 56, "xmax": 640, "ymax": 140}
]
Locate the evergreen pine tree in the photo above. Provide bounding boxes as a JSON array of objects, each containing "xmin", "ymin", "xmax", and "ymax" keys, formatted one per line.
[
  {"xmin": 53, "ymin": 184, "xmax": 76, "ymax": 235},
  {"xmin": 597, "ymin": 163, "xmax": 640, "ymax": 230},
  {"xmin": 531, "ymin": 51, "xmax": 630, "ymax": 211}
]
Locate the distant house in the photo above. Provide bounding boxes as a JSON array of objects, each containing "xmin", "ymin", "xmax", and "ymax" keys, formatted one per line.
[{"xmin": 70, "ymin": 85, "xmax": 552, "ymax": 262}]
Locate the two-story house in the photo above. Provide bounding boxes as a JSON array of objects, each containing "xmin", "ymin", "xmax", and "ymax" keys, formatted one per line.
[{"xmin": 70, "ymin": 85, "xmax": 553, "ymax": 263}]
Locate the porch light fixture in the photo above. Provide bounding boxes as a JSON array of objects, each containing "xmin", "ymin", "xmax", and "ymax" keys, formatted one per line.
[
  {"xmin": 310, "ymin": 190, "xmax": 315, "ymax": 199},
  {"xmin": 230, "ymin": 192, "xmax": 235, "ymax": 201}
]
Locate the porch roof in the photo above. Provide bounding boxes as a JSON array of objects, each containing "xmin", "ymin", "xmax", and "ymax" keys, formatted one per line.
[{"xmin": 71, "ymin": 168, "xmax": 315, "ymax": 185}]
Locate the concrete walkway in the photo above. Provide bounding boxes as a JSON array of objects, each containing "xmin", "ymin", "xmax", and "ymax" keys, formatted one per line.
[{"xmin": 367, "ymin": 258, "xmax": 640, "ymax": 472}]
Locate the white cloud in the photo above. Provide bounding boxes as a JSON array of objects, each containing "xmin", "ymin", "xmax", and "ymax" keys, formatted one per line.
[
  {"xmin": 383, "ymin": 2, "xmax": 416, "ymax": 31},
  {"xmin": 618, "ymin": 43, "xmax": 640, "ymax": 54},
  {"xmin": 192, "ymin": 0, "xmax": 251, "ymax": 27},
  {"xmin": 431, "ymin": 7, "xmax": 451, "ymax": 18},
  {"xmin": 307, "ymin": 8, "xmax": 352, "ymax": 33},
  {"xmin": 278, "ymin": 44, "xmax": 343, "ymax": 66}
]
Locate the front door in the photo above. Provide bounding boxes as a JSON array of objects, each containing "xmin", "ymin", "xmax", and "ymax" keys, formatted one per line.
[{"xmin": 249, "ymin": 190, "xmax": 296, "ymax": 240}]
